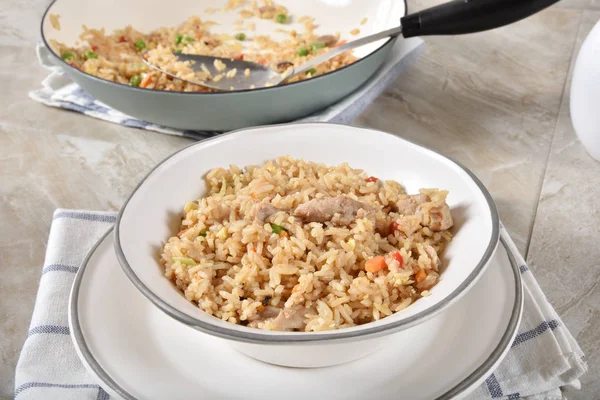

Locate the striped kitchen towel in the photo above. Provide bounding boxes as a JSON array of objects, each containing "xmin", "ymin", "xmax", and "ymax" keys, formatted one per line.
[
  {"xmin": 30, "ymin": 38, "xmax": 424, "ymax": 140},
  {"xmin": 14, "ymin": 210, "xmax": 587, "ymax": 399}
]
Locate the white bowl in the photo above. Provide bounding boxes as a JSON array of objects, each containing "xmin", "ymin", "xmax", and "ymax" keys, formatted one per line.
[{"xmin": 115, "ymin": 123, "xmax": 499, "ymax": 367}]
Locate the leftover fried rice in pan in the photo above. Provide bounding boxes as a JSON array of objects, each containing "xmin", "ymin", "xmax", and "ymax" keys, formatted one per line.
[{"xmin": 50, "ymin": 0, "xmax": 357, "ymax": 92}]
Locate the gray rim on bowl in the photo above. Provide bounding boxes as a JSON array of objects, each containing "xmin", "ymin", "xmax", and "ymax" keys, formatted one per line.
[
  {"xmin": 113, "ymin": 122, "xmax": 501, "ymax": 344},
  {"xmin": 70, "ymin": 229, "xmax": 521, "ymax": 400},
  {"xmin": 40, "ymin": 0, "xmax": 406, "ymax": 96}
]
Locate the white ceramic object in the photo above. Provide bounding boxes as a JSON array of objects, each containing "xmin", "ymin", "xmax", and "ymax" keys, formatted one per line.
[
  {"xmin": 114, "ymin": 123, "xmax": 499, "ymax": 367},
  {"xmin": 570, "ymin": 19, "xmax": 600, "ymax": 161},
  {"xmin": 70, "ymin": 229, "xmax": 522, "ymax": 400}
]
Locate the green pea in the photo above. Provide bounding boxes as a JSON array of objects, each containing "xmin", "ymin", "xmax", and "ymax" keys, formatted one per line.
[
  {"xmin": 270, "ymin": 223, "xmax": 286, "ymax": 235},
  {"xmin": 129, "ymin": 75, "xmax": 142, "ymax": 87},
  {"xmin": 297, "ymin": 47, "xmax": 309, "ymax": 57},
  {"xmin": 235, "ymin": 33, "xmax": 246, "ymax": 41},
  {"xmin": 134, "ymin": 40, "xmax": 146, "ymax": 51},
  {"xmin": 175, "ymin": 34, "xmax": 183, "ymax": 45},
  {"xmin": 306, "ymin": 68, "xmax": 317, "ymax": 76},
  {"xmin": 198, "ymin": 230, "xmax": 207, "ymax": 237},
  {"xmin": 83, "ymin": 51, "xmax": 98, "ymax": 60},
  {"xmin": 276, "ymin": 13, "xmax": 287, "ymax": 24},
  {"xmin": 311, "ymin": 42, "xmax": 325, "ymax": 52},
  {"xmin": 184, "ymin": 35, "xmax": 195, "ymax": 43},
  {"xmin": 61, "ymin": 52, "xmax": 75, "ymax": 61}
]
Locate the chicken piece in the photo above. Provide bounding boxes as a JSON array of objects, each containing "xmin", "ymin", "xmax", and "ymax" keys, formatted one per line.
[
  {"xmin": 418, "ymin": 203, "xmax": 453, "ymax": 231},
  {"xmin": 271, "ymin": 305, "xmax": 309, "ymax": 331},
  {"xmin": 255, "ymin": 305, "xmax": 310, "ymax": 331},
  {"xmin": 395, "ymin": 194, "xmax": 430, "ymax": 215},
  {"xmin": 315, "ymin": 34, "xmax": 338, "ymax": 47},
  {"xmin": 259, "ymin": 305, "xmax": 281, "ymax": 319},
  {"xmin": 251, "ymin": 198, "xmax": 280, "ymax": 222},
  {"xmin": 276, "ymin": 61, "xmax": 294, "ymax": 71},
  {"xmin": 423, "ymin": 244, "xmax": 441, "ymax": 271},
  {"xmin": 294, "ymin": 195, "xmax": 373, "ymax": 226}
]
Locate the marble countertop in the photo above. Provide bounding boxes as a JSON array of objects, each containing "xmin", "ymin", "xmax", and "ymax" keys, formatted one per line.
[{"xmin": 1, "ymin": 0, "xmax": 599, "ymax": 398}]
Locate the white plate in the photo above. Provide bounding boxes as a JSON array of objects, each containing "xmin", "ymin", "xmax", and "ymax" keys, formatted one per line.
[{"xmin": 69, "ymin": 229, "xmax": 522, "ymax": 400}]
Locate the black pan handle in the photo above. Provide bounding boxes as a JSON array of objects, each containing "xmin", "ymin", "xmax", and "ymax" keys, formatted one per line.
[{"xmin": 401, "ymin": 0, "xmax": 561, "ymax": 38}]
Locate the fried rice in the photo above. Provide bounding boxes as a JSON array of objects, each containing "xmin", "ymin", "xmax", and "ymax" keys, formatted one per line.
[
  {"xmin": 160, "ymin": 156, "xmax": 455, "ymax": 332},
  {"xmin": 49, "ymin": 0, "xmax": 357, "ymax": 92}
]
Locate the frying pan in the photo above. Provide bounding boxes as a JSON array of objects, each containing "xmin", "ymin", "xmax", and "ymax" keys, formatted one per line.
[{"xmin": 40, "ymin": 0, "xmax": 558, "ymax": 131}]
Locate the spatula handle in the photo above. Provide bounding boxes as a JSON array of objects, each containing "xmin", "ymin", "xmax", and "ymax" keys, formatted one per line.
[{"xmin": 401, "ymin": 0, "xmax": 560, "ymax": 38}]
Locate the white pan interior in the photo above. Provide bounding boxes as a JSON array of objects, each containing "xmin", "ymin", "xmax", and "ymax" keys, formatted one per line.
[{"xmin": 43, "ymin": 0, "xmax": 405, "ymax": 60}]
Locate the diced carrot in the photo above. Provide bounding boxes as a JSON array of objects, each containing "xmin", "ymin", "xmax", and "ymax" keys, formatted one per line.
[
  {"xmin": 143, "ymin": 53, "xmax": 149, "ymax": 60},
  {"xmin": 415, "ymin": 268, "xmax": 427, "ymax": 283},
  {"xmin": 234, "ymin": 54, "xmax": 244, "ymax": 60},
  {"xmin": 365, "ymin": 176, "xmax": 379, "ymax": 183},
  {"xmin": 391, "ymin": 251, "xmax": 404, "ymax": 268},
  {"xmin": 177, "ymin": 227, "xmax": 190, "ymax": 237},
  {"xmin": 195, "ymin": 33, "xmax": 203, "ymax": 39},
  {"xmin": 334, "ymin": 40, "xmax": 348, "ymax": 48},
  {"xmin": 258, "ymin": 58, "xmax": 266, "ymax": 65},
  {"xmin": 119, "ymin": 36, "xmax": 127, "ymax": 43},
  {"xmin": 365, "ymin": 256, "xmax": 387, "ymax": 273},
  {"xmin": 251, "ymin": 193, "xmax": 257, "ymax": 199},
  {"xmin": 91, "ymin": 45, "xmax": 98, "ymax": 51},
  {"xmin": 140, "ymin": 75, "xmax": 152, "ymax": 88},
  {"xmin": 279, "ymin": 231, "xmax": 289, "ymax": 239}
]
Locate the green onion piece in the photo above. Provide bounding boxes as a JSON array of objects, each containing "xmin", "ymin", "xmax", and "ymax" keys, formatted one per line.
[
  {"xmin": 83, "ymin": 51, "xmax": 98, "ymax": 60},
  {"xmin": 175, "ymin": 34, "xmax": 183, "ymax": 45},
  {"xmin": 134, "ymin": 40, "xmax": 146, "ymax": 51},
  {"xmin": 172, "ymin": 257, "xmax": 197, "ymax": 266},
  {"xmin": 306, "ymin": 68, "xmax": 317, "ymax": 76},
  {"xmin": 235, "ymin": 33, "xmax": 246, "ymax": 41},
  {"xmin": 61, "ymin": 52, "xmax": 75, "ymax": 61},
  {"xmin": 198, "ymin": 230, "xmax": 207, "ymax": 237},
  {"xmin": 311, "ymin": 42, "xmax": 325, "ymax": 52},
  {"xmin": 219, "ymin": 177, "xmax": 227, "ymax": 196},
  {"xmin": 297, "ymin": 47, "xmax": 309, "ymax": 57},
  {"xmin": 129, "ymin": 75, "xmax": 142, "ymax": 87},
  {"xmin": 270, "ymin": 223, "xmax": 286, "ymax": 235},
  {"xmin": 173, "ymin": 49, "xmax": 183, "ymax": 54},
  {"xmin": 184, "ymin": 35, "xmax": 195, "ymax": 43},
  {"xmin": 276, "ymin": 13, "xmax": 287, "ymax": 24}
]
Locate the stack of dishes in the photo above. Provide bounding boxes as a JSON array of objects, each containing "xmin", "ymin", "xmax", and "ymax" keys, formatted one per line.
[{"xmin": 69, "ymin": 123, "xmax": 522, "ymax": 399}]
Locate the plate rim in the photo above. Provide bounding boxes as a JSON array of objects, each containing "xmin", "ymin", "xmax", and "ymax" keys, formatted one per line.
[
  {"xmin": 69, "ymin": 227, "xmax": 522, "ymax": 400},
  {"xmin": 114, "ymin": 122, "xmax": 501, "ymax": 344},
  {"xmin": 40, "ymin": 0, "xmax": 405, "ymax": 96}
]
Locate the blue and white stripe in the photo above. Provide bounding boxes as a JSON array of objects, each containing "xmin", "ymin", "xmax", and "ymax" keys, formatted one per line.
[
  {"xmin": 466, "ymin": 226, "xmax": 587, "ymax": 400},
  {"xmin": 14, "ymin": 210, "xmax": 116, "ymax": 400}
]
